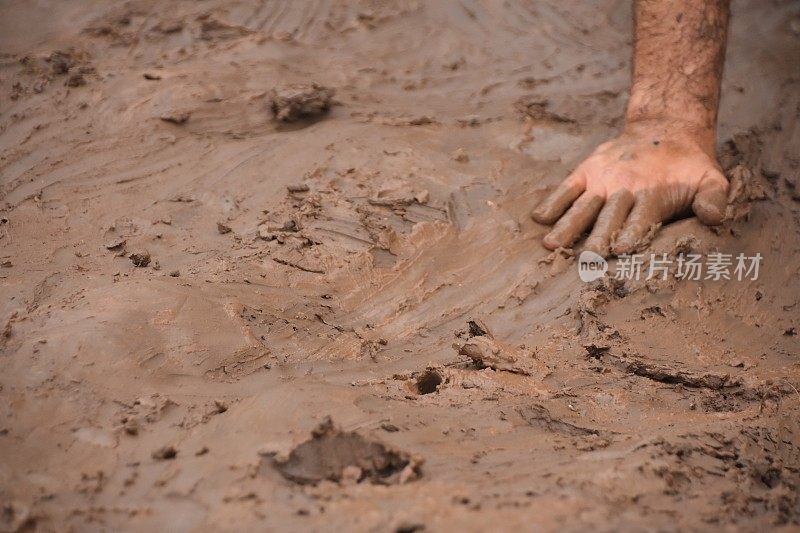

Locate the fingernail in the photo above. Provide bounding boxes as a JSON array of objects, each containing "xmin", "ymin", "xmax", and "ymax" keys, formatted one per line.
[{"xmin": 542, "ymin": 233, "xmax": 561, "ymax": 250}]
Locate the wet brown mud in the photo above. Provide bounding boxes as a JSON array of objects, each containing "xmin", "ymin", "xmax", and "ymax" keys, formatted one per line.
[{"xmin": 0, "ymin": 0, "xmax": 799, "ymax": 531}]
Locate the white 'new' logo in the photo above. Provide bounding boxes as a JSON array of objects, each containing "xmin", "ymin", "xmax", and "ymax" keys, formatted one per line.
[{"xmin": 578, "ymin": 250, "xmax": 608, "ymax": 282}]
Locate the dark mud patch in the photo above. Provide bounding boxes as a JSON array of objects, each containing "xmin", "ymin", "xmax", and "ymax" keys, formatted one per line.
[{"xmin": 272, "ymin": 417, "xmax": 422, "ymax": 485}]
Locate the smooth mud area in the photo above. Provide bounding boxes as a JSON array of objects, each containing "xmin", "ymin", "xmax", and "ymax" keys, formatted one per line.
[{"xmin": 1, "ymin": 1, "xmax": 799, "ymax": 531}]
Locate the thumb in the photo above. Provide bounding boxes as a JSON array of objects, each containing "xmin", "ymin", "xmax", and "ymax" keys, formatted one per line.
[{"xmin": 692, "ymin": 168, "xmax": 729, "ymax": 225}]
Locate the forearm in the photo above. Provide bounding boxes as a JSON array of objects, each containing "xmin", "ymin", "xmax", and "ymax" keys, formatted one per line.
[{"xmin": 625, "ymin": 0, "xmax": 730, "ymax": 155}]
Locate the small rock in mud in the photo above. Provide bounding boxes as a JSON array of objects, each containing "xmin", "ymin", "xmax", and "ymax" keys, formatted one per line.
[
  {"xmin": 151, "ymin": 445, "xmax": 177, "ymax": 460},
  {"xmin": 286, "ymin": 183, "xmax": 309, "ymax": 193},
  {"xmin": 105, "ymin": 238, "xmax": 126, "ymax": 251},
  {"xmin": 380, "ymin": 422, "xmax": 400, "ymax": 432},
  {"xmin": 129, "ymin": 250, "xmax": 151, "ymax": 267},
  {"xmin": 269, "ymin": 83, "xmax": 334, "ymax": 122},
  {"xmin": 160, "ymin": 111, "xmax": 190, "ymax": 125},
  {"xmin": 216, "ymin": 221, "xmax": 232, "ymax": 234},
  {"xmin": 271, "ymin": 416, "xmax": 422, "ymax": 485}
]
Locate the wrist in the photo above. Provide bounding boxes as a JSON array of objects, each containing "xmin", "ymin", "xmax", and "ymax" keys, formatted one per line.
[{"xmin": 622, "ymin": 116, "xmax": 716, "ymax": 157}]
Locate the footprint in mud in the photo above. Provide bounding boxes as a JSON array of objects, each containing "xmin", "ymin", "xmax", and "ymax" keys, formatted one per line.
[{"xmin": 271, "ymin": 417, "xmax": 422, "ymax": 485}]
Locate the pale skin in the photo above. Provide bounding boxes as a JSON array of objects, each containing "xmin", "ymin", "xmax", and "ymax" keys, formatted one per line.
[{"xmin": 532, "ymin": 0, "xmax": 731, "ymax": 257}]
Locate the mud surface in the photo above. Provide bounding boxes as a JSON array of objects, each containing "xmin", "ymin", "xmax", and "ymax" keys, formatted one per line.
[{"xmin": 1, "ymin": 0, "xmax": 799, "ymax": 531}]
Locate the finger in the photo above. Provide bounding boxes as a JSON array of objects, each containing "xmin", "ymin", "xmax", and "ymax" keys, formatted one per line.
[
  {"xmin": 612, "ymin": 192, "xmax": 663, "ymax": 255},
  {"xmin": 531, "ymin": 170, "xmax": 586, "ymax": 225},
  {"xmin": 584, "ymin": 189, "xmax": 635, "ymax": 257},
  {"xmin": 542, "ymin": 193, "xmax": 604, "ymax": 250},
  {"xmin": 692, "ymin": 168, "xmax": 728, "ymax": 225}
]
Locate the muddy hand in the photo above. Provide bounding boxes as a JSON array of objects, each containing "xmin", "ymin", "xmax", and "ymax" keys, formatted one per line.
[{"xmin": 531, "ymin": 124, "xmax": 728, "ymax": 257}]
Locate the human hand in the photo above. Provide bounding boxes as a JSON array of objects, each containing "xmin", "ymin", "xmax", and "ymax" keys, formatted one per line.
[{"xmin": 531, "ymin": 122, "xmax": 729, "ymax": 257}]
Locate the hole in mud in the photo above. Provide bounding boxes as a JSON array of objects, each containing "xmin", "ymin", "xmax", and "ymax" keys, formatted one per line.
[{"xmin": 415, "ymin": 370, "xmax": 443, "ymax": 395}]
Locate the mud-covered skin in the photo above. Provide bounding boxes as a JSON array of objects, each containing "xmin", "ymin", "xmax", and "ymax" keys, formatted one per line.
[
  {"xmin": 534, "ymin": 122, "xmax": 728, "ymax": 255},
  {"xmin": 533, "ymin": 0, "xmax": 731, "ymax": 255}
]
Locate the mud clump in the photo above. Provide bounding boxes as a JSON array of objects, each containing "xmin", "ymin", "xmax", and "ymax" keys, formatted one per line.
[
  {"xmin": 269, "ymin": 83, "xmax": 334, "ymax": 122},
  {"xmin": 623, "ymin": 359, "xmax": 734, "ymax": 390},
  {"xmin": 105, "ymin": 238, "xmax": 126, "ymax": 251},
  {"xmin": 272, "ymin": 417, "xmax": 422, "ymax": 485},
  {"xmin": 129, "ymin": 250, "xmax": 151, "ymax": 267},
  {"xmin": 160, "ymin": 111, "xmax": 190, "ymax": 125},
  {"xmin": 457, "ymin": 320, "xmax": 533, "ymax": 375},
  {"xmin": 286, "ymin": 183, "xmax": 310, "ymax": 193}
]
